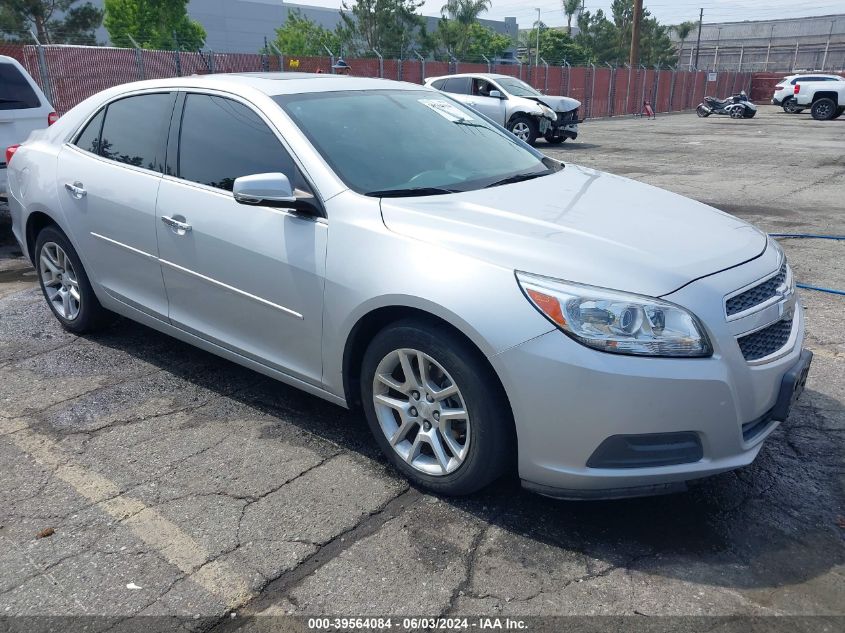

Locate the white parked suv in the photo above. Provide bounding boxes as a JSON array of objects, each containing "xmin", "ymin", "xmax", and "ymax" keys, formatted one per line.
[
  {"xmin": 1, "ymin": 55, "xmax": 57, "ymax": 196},
  {"xmin": 771, "ymin": 73, "xmax": 844, "ymax": 114},
  {"xmin": 793, "ymin": 76, "xmax": 845, "ymax": 120},
  {"xmin": 425, "ymin": 73, "xmax": 580, "ymax": 145}
]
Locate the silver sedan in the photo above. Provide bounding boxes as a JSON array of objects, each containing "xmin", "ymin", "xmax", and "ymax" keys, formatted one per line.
[{"xmin": 6, "ymin": 73, "xmax": 810, "ymax": 499}]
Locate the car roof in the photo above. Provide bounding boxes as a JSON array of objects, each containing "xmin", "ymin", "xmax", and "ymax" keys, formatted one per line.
[
  {"xmin": 426, "ymin": 73, "xmax": 521, "ymax": 82},
  {"xmin": 104, "ymin": 72, "xmax": 429, "ymax": 96}
]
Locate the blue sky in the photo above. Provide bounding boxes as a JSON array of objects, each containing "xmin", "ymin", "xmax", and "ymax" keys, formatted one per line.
[{"xmin": 299, "ymin": 0, "xmax": 845, "ymax": 29}]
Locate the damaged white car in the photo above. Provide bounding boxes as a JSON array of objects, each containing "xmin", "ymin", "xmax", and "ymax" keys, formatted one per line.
[{"xmin": 426, "ymin": 73, "xmax": 580, "ymax": 145}]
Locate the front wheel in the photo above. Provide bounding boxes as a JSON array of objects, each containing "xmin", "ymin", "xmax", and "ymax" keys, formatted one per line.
[
  {"xmin": 361, "ymin": 320, "xmax": 513, "ymax": 495},
  {"xmin": 811, "ymin": 97, "xmax": 837, "ymax": 121},
  {"xmin": 696, "ymin": 105, "xmax": 710, "ymax": 117},
  {"xmin": 744, "ymin": 109, "xmax": 756, "ymax": 118},
  {"xmin": 507, "ymin": 115, "xmax": 539, "ymax": 145},
  {"xmin": 35, "ymin": 225, "xmax": 113, "ymax": 333},
  {"xmin": 730, "ymin": 107, "xmax": 745, "ymax": 119}
]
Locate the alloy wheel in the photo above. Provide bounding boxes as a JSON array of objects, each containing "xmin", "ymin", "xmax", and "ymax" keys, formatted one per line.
[
  {"xmin": 814, "ymin": 102, "xmax": 832, "ymax": 119},
  {"xmin": 39, "ymin": 242, "xmax": 81, "ymax": 320},
  {"xmin": 512, "ymin": 122, "xmax": 531, "ymax": 141},
  {"xmin": 372, "ymin": 348, "xmax": 470, "ymax": 476}
]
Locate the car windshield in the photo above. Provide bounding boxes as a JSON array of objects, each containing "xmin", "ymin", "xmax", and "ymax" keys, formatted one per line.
[
  {"xmin": 495, "ymin": 77, "xmax": 542, "ymax": 97},
  {"xmin": 274, "ymin": 89, "xmax": 557, "ymax": 196}
]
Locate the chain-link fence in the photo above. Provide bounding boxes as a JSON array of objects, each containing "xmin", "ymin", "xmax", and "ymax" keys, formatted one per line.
[{"xmin": 2, "ymin": 43, "xmax": 760, "ymax": 118}]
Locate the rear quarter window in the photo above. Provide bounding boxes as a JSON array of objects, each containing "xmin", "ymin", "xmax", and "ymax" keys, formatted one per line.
[{"xmin": 0, "ymin": 63, "xmax": 41, "ymax": 110}]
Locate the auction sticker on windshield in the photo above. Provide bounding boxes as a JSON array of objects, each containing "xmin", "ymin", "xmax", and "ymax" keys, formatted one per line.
[{"xmin": 419, "ymin": 99, "xmax": 475, "ymax": 122}]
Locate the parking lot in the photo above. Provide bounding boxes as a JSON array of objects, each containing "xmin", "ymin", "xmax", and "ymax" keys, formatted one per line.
[{"xmin": 0, "ymin": 105, "xmax": 843, "ymax": 628}]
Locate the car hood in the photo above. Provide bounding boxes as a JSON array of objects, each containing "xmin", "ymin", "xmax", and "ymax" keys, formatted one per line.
[
  {"xmin": 380, "ymin": 164, "xmax": 766, "ymax": 297},
  {"xmin": 527, "ymin": 95, "xmax": 581, "ymax": 112}
]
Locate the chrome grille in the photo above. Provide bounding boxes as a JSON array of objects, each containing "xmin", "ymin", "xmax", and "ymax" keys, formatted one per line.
[
  {"xmin": 726, "ymin": 261, "xmax": 787, "ymax": 317},
  {"xmin": 556, "ymin": 108, "xmax": 579, "ymax": 124},
  {"xmin": 737, "ymin": 318, "xmax": 792, "ymax": 361}
]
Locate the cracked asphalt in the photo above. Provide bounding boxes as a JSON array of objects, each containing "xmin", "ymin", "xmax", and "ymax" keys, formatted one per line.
[{"xmin": 0, "ymin": 106, "xmax": 843, "ymax": 629}]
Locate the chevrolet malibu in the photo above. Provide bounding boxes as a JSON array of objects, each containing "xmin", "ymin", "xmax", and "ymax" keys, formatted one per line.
[{"xmin": 6, "ymin": 74, "xmax": 811, "ymax": 499}]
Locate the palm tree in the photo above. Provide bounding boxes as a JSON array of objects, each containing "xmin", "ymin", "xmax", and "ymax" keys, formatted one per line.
[
  {"xmin": 441, "ymin": 0, "xmax": 492, "ymax": 25},
  {"xmin": 562, "ymin": 0, "xmax": 581, "ymax": 36},
  {"xmin": 673, "ymin": 20, "xmax": 696, "ymax": 69}
]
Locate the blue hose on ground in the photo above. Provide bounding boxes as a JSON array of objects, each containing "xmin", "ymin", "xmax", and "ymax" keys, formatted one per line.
[{"xmin": 767, "ymin": 233, "xmax": 844, "ymax": 297}]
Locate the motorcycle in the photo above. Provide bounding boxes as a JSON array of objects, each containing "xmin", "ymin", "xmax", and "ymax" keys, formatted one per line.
[{"xmin": 696, "ymin": 90, "xmax": 757, "ymax": 119}]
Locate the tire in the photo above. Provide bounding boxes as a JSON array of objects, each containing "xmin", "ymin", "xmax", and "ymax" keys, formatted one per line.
[
  {"xmin": 811, "ymin": 97, "xmax": 837, "ymax": 121},
  {"xmin": 833, "ymin": 107, "xmax": 844, "ymax": 119},
  {"xmin": 744, "ymin": 109, "xmax": 756, "ymax": 118},
  {"xmin": 544, "ymin": 132, "xmax": 565, "ymax": 144},
  {"xmin": 360, "ymin": 319, "xmax": 513, "ymax": 495},
  {"xmin": 696, "ymin": 105, "xmax": 710, "ymax": 117},
  {"xmin": 35, "ymin": 225, "xmax": 113, "ymax": 334},
  {"xmin": 507, "ymin": 115, "xmax": 539, "ymax": 145},
  {"xmin": 730, "ymin": 107, "xmax": 745, "ymax": 119},
  {"xmin": 782, "ymin": 97, "xmax": 802, "ymax": 114}
]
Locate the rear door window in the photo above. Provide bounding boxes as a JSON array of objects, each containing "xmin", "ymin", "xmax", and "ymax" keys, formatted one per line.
[
  {"xmin": 442, "ymin": 77, "xmax": 471, "ymax": 94},
  {"xmin": 0, "ymin": 63, "xmax": 41, "ymax": 110},
  {"xmin": 74, "ymin": 109, "xmax": 105, "ymax": 155},
  {"xmin": 98, "ymin": 93, "xmax": 175, "ymax": 172}
]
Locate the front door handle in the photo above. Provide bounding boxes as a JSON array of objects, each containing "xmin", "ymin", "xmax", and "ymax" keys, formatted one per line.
[
  {"xmin": 64, "ymin": 182, "xmax": 86, "ymax": 199},
  {"xmin": 161, "ymin": 215, "xmax": 192, "ymax": 235}
]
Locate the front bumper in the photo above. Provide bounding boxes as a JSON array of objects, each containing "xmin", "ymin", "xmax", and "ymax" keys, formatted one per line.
[
  {"xmin": 493, "ymin": 251, "xmax": 807, "ymax": 499},
  {"xmin": 548, "ymin": 123, "xmax": 579, "ymax": 140}
]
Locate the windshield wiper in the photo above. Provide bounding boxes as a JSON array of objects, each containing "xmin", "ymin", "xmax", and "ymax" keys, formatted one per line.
[
  {"xmin": 484, "ymin": 170, "xmax": 552, "ymax": 188},
  {"xmin": 365, "ymin": 186, "xmax": 460, "ymax": 198}
]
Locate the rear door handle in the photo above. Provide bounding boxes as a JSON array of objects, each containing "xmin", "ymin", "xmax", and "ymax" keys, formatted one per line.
[
  {"xmin": 161, "ymin": 215, "xmax": 192, "ymax": 234},
  {"xmin": 64, "ymin": 182, "xmax": 86, "ymax": 199}
]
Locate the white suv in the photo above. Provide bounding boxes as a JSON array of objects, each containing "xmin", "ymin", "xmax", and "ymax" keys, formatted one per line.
[
  {"xmin": 1, "ymin": 55, "xmax": 56, "ymax": 197},
  {"xmin": 771, "ymin": 74, "xmax": 844, "ymax": 113}
]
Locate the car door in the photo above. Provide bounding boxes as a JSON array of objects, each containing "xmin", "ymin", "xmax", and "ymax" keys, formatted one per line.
[
  {"xmin": 56, "ymin": 91, "xmax": 176, "ymax": 319},
  {"xmin": 438, "ymin": 77, "xmax": 473, "ymax": 108},
  {"xmin": 466, "ymin": 78, "xmax": 508, "ymax": 125},
  {"xmin": 155, "ymin": 91, "xmax": 327, "ymax": 385}
]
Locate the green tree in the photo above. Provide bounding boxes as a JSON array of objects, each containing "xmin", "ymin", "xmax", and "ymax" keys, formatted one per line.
[
  {"xmin": 439, "ymin": 0, "xmax": 492, "ymax": 59},
  {"xmin": 561, "ymin": 0, "xmax": 580, "ymax": 36},
  {"xmin": 104, "ymin": 0, "xmax": 206, "ymax": 51},
  {"xmin": 340, "ymin": 0, "xmax": 423, "ymax": 57},
  {"xmin": 462, "ymin": 22, "xmax": 511, "ymax": 60},
  {"xmin": 0, "ymin": 0, "xmax": 103, "ymax": 44},
  {"xmin": 574, "ymin": 2, "xmax": 676, "ymax": 66},
  {"xmin": 673, "ymin": 20, "xmax": 696, "ymax": 67},
  {"xmin": 538, "ymin": 27, "xmax": 589, "ymax": 65},
  {"xmin": 269, "ymin": 10, "xmax": 342, "ymax": 56}
]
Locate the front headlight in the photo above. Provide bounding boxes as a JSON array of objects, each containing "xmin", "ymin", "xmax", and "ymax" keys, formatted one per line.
[
  {"xmin": 539, "ymin": 104, "xmax": 557, "ymax": 121},
  {"xmin": 516, "ymin": 272, "xmax": 712, "ymax": 357}
]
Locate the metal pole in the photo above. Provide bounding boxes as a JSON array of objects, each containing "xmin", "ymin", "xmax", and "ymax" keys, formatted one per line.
[
  {"xmin": 713, "ymin": 27, "xmax": 721, "ymax": 71},
  {"xmin": 689, "ymin": 46, "xmax": 694, "ymax": 71},
  {"xmin": 821, "ymin": 21, "xmax": 834, "ymax": 71},
  {"xmin": 791, "ymin": 43, "xmax": 799, "ymax": 72},
  {"xmin": 765, "ymin": 25, "xmax": 774, "ymax": 71},
  {"xmin": 589, "ymin": 63, "xmax": 596, "ymax": 119},
  {"xmin": 172, "ymin": 31, "xmax": 182, "ymax": 76},
  {"xmin": 738, "ymin": 45, "xmax": 744, "ymax": 72},
  {"xmin": 270, "ymin": 42, "xmax": 284, "ymax": 72},
  {"xmin": 29, "ymin": 31, "xmax": 54, "ymax": 105},
  {"xmin": 323, "ymin": 45, "xmax": 335, "ymax": 74},
  {"xmin": 669, "ymin": 66, "xmax": 677, "ymax": 111},
  {"xmin": 535, "ymin": 8, "xmax": 541, "ymax": 68},
  {"xmin": 653, "ymin": 64, "xmax": 660, "ymax": 113},
  {"xmin": 564, "ymin": 60, "xmax": 571, "ymax": 94},
  {"xmin": 694, "ymin": 8, "xmax": 703, "ymax": 70},
  {"xmin": 625, "ymin": 63, "xmax": 632, "ymax": 115},
  {"xmin": 541, "ymin": 57, "xmax": 549, "ymax": 93},
  {"xmin": 481, "ymin": 53, "xmax": 491, "ymax": 74},
  {"xmin": 374, "ymin": 49, "xmax": 384, "ymax": 78},
  {"xmin": 415, "ymin": 50, "xmax": 425, "ymax": 83},
  {"xmin": 640, "ymin": 64, "xmax": 647, "ymax": 114},
  {"xmin": 605, "ymin": 62, "xmax": 614, "ymax": 116},
  {"xmin": 128, "ymin": 34, "xmax": 145, "ymax": 80}
]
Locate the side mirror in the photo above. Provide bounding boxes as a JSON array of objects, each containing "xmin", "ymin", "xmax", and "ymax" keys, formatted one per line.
[
  {"xmin": 489, "ymin": 90, "xmax": 504, "ymax": 99},
  {"xmin": 233, "ymin": 172, "xmax": 321, "ymax": 216}
]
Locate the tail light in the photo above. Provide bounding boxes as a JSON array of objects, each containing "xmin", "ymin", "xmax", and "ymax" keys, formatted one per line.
[
  {"xmin": 48, "ymin": 111, "xmax": 59, "ymax": 126},
  {"xmin": 5, "ymin": 144, "xmax": 21, "ymax": 166},
  {"xmin": 794, "ymin": 84, "xmax": 801, "ymax": 94}
]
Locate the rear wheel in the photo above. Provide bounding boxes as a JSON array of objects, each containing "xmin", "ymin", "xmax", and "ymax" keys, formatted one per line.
[
  {"xmin": 696, "ymin": 105, "xmax": 710, "ymax": 117},
  {"xmin": 361, "ymin": 320, "xmax": 512, "ymax": 495},
  {"xmin": 782, "ymin": 97, "xmax": 803, "ymax": 114},
  {"xmin": 35, "ymin": 226, "xmax": 113, "ymax": 333},
  {"xmin": 507, "ymin": 115, "xmax": 539, "ymax": 145},
  {"xmin": 811, "ymin": 97, "xmax": 837, "ymax": 121}
]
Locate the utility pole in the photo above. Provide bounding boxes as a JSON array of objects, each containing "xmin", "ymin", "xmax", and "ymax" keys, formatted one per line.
[
  {"xmin": 629, "ymin": 0, "xmax": 643, "ymax": 67},
  {"xmin": 822, "ymin": 20, "xmax": 834, "ymax": 71},
  {"xmin": 535, "ymin": 8, "xmax": 541, "ymax": 67},
  {"xmin": 693, "ymin": 8, "xmax": 703, "ymax": 70}
]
